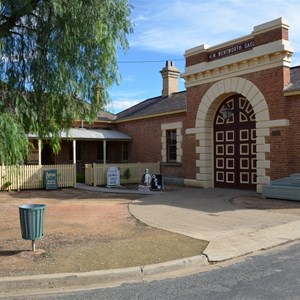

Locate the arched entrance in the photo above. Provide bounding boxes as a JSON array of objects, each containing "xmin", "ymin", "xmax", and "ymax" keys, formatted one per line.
[
  {"xmin": 194, "ymin": 77, "xmax": 270, "ymax": 192},
  {"xmin": 214, "ymin": 94, "xmax": 256, "ymax": 190}
]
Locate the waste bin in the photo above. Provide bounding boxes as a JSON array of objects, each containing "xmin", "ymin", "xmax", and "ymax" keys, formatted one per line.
[{"xmin": 19, "ymin": 204, "xmax": 46, "ymax": 251}]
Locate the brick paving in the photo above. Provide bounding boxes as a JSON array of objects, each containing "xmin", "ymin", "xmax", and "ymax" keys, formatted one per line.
[{"xmin": 129, "ymin": 188, "xmax": 300, "ymax": 261}]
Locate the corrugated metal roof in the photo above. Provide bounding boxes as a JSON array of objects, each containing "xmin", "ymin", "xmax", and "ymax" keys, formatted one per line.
[{"xmin": 29, "ymin": 128, "xmax": 132, "ymax": 141}]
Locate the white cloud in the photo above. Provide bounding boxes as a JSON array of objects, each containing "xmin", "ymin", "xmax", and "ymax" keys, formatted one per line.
[
  {"xmin": 105, "ymin": 98, "xmax": 143, "ymax": 114},
  {"xmin": 110, "ymin": 0, "xmax": 300, "ymax": 115},
  {"xmin": 129, "ymin": 0, "xmax": 300, "ymax": 62},
  {"xmin": 107, "ymin": 89, "xmax": 150, "ymax": 113},
  {"xmin": 122, "ymin": 74, "xmax": 135, "ymax": 83},
  {"xmin": 110, "ymin": 89, "xmax": 149, "ymax": 99}
]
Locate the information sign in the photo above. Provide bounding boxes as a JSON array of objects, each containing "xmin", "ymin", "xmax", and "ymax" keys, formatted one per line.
[
  {"xmin": 107, "ymin": 167, "xmax": 120, "ymax": 187},
  {"xmin": 44, "ymin": 170, "xmax": 58, "ymax": 190}
]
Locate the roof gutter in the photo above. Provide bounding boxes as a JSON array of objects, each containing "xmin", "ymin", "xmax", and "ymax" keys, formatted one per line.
[
  {"xmin": 115, "ymin": 109, "xmax": 187, "ymax": 123},
  {"xmin": 283, "ymin": 89, "xmax": 300, "ymax": 96}
]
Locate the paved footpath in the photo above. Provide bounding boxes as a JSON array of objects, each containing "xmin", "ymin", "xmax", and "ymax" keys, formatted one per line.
[
  {"xmin": 1, "ymin": 186, "xmax": 300, "ymax": 297},
  {"xmin": 129, "ymin": 188, "xmax": 300, "ymax": 261}
]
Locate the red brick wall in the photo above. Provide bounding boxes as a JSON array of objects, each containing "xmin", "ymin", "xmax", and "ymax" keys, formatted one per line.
[
  {"xmin": 55, "ymin": 140, "xmax": 71, "ymax": 164},
  {"xmin": 186, "ymin": 27, "xmax": 288, "ymax": 67},
  {"xmin": 185, "ymin": 65, "xmax": 300, "ymax": 181},
  {"xmin": 182, "ymin": 133, "xmax": 197, "ymax": 178},
  {"xmin": 245, "ymin": 67, "xmax": 287, "ymax": 119},
  {"xmin": 186, "ymin": 83, "xmax": 212, "ymax": 128},
  {"xmin": 284, "ymin": 95, "xmax": 300, "ymax": 174},
  {"xmin": 244, "ymin": 67, "xmax": 294, "ymax": 180},
  {"xmin": 254, "ymin": 27, "xmax": 288, "ymax": 46},
  {"xmin": 116, "ymin": 112, "xmax": 190, "ymax": 178}
]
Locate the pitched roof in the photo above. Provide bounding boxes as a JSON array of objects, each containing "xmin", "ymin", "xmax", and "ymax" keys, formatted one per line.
[
  {"xmin": 284, "ymin": 66, "xmax": 300, "ymax": 93},
  {"xmin": 116, "ymin": 91, "xmax": 187, "ymax": 121},
  {"xmin": 29, "ymin": 128, "xmax": 132, "ymax": 141},
  {"xmin": 96, "ymin": 110, "xmax": 117, "ymax": 121}
]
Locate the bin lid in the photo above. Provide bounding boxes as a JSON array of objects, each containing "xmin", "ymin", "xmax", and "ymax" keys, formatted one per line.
[{"xmin": 19, "ymin": 204, "xmax": 46, "ymax": 210}]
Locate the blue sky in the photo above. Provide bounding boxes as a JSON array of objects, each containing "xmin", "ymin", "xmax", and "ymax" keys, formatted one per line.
[{"xmin": 106, "ymin": 0, "xmax": 300, "ymax": 113}]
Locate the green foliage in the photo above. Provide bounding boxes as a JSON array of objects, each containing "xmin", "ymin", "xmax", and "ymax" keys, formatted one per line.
[
  {"xmin": 0, "ymin": 0, "xmax": 133, "ymax": 160},
  {"xmin": 1, "ymin": 181, "xmax": 12, "ymax": 190},
  {"xmin": 123, "ymin": 168, "xmax": 131, "ymax": 180},
  {"xmin": 76, "ymin": 173, "xmax": 85, "ymax": 183},
  {"xmin": 0, "ymin": 113, "xmax": 30, "ymax": 165}
]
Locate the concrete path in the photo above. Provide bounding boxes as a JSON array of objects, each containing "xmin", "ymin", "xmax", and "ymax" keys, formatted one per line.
[
  {"xmin": 1, "ymin": 186, "xmax": 300, "ymax": 297},
  {"xmin": 76, "ymin": 182, "xmax": 162, "ymax": 195},
  {"xmin": 129, "ymin": 188, "xmax": 300, "ymax": 261}
]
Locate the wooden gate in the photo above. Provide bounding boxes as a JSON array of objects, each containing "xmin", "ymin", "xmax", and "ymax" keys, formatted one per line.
[{"xmin": 214, "ymin": 94, "xmax": 256, "ymax": 189}]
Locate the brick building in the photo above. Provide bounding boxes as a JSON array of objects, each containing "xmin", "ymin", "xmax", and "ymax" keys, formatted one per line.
[
  {"xmin": 115, "ymin": 17, "xmax": 300, "ymax": 193},
  {"xmin": 31, "ymin": 18, "xmax": 300, "ymax": 193}
]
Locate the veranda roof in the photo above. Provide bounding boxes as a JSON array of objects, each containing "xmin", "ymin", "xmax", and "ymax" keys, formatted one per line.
[{"xmin": 29, "ymin": 128, "xmax": 132, "ymax": 141}]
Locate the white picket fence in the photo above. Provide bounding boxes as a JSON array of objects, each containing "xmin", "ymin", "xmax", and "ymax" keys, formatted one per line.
[
  {"xmin": 85, "ymin": 162, "xmax": 160, "ymax": 186},
  {"xmin": 0, "ymin": 162, "xmax": 161, "ymax": 191},
  {"xmin": 0, "ymin": 164, "xmax": 76, "ymax": 191}
]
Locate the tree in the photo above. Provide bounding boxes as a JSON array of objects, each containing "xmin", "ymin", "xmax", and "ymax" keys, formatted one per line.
[{"xmin": 0, "ymin": 0, "xmax": 133, "ymax": 164}]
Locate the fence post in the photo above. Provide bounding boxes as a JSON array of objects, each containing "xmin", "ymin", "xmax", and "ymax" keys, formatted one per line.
[
  {"xmin": 137, "ymin": 162, "xmax": 141, "ymax": 181},
  {"xmin": 93, "ymin": 163, "xmax": 96, "ymax": 187},
  {"xmin": 0, "ymin": 165, "xmax": 3, "ymax": 189},
  {"xmin": 17, "ymin": 165, "xmax": 20, "ymax": 191},
  {"xmin": 73, "ymin": 164, "xmax": 76, "ymax": 187}
]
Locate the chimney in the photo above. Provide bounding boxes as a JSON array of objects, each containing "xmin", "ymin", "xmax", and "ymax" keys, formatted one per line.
[{"xmin": 160, "ymin": 60, "xmax": 180, "ymax": 97}]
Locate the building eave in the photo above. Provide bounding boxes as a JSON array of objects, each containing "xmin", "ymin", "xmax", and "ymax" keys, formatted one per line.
[
  {"xmin": 283, "ymin": 89, "xmax": 300, "ymax": 96},
  {"xmin": 28, "ymin": 128, "xmax": 132, "ymax": 141},
  {"xmin": 115, "ymin": 109, "xmax": 187, "ymax": 123}
]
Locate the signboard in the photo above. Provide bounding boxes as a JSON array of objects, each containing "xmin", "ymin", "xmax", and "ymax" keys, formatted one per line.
[
  {"xmin": 107, "ymin": 167, "xmax": 120, "ymax": 187},
  {"xmin": 44, "ymin": 170, "xmax": 58, "ymax": 190},
  {"xmin": 151, "ymin": 174, "xmax": 163, "ymax": 191},
  {"xmin": 208, "ymin": 40, "xmax": 255, "ymax": 61}
]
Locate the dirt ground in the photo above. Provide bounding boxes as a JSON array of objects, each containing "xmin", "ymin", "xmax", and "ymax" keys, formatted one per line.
[
  {"xmin": 1, "ymin": 188, "xmax": 299, "ymax": 278},
  {"xmin": 0, "ymin": 187, "xmax": 208, "ymax": 277}
]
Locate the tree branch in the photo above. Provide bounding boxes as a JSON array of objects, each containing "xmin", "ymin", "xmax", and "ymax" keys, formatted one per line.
[{"xmin": 0, "ymin": 0, "xmax": 41, "ymax": 38}]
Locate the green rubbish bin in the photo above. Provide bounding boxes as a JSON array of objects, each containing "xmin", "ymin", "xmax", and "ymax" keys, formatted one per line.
[{"xmin": 19, "ymin": 204, "xmax": 46, "ymax": 251}]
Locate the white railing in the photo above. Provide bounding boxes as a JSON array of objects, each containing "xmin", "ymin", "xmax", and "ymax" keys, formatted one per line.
[
  {"xmin": 85, "ymin": 162, "xmax": 161, "ymax": 186},
  {"xmin": 0, "ymin": 164, "xmax": 76, "ymax": 191}
]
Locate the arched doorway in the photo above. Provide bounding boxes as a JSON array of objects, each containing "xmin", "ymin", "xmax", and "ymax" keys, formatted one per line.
[{"xmin": 214, "ymin": 94, "xmax": 256, "ymax": 190}]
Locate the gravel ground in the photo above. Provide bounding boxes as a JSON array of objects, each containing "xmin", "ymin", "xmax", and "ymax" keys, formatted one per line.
[{"xmin": 0, "ymin": 188, "xmax": 208, "ymax": 277}]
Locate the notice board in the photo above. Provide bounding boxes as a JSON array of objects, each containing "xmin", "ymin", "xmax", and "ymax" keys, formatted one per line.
[
  {"xmin": 44, "ymin": 170, "xmax": 58, "ymax": 190},
  {"xmin": 107, "ymin": 167, "xmax": 120, "ymax": 187}
]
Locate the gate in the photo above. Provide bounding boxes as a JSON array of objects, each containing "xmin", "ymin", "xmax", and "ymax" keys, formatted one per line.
[{"xmin": 214, "ymin": 94, "xmax": 256, "ymax": 189}]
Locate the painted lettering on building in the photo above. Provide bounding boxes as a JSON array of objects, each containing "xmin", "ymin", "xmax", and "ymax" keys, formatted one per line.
[{"xmin": 208, "ymin": 40, "xmax": 255, "ymax": 61}]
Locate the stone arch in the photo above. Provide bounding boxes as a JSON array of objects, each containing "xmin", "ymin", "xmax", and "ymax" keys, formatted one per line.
[{"xmin": 195, "ymin": 77, "xmax": 270, "ymax": 192}]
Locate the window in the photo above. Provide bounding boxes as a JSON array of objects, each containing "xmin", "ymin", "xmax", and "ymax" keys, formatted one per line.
[
  {"xmin": 166, "ymin": 129, "xmax": 177, "ymax": 162},
  {"xmin": 161, "ymin": 122, "xmax": 182, "ymax": 163},
  {"xmin": 122, "ymin": 142, "xmax": 129, "ymax": 161}
]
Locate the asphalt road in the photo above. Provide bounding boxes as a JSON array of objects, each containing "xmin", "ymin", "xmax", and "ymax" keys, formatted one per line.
[{"xmin": 11, "ymin": 242, "xmax": 300, "ymax": 300}]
